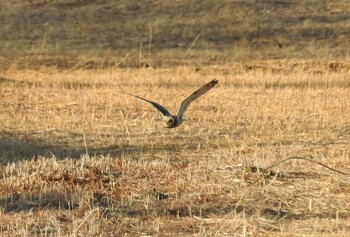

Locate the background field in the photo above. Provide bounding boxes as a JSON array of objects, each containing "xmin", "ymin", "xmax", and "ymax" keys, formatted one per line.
[
  {"xmin": 1, "ymin": 0, "xmax": 350, "ymax": 69},
  {"xmin": 1, "ymin": 0, "xmax": 350, "ymax": 236}
]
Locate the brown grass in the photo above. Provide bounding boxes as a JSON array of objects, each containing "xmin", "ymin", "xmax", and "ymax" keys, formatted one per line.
[
  {"xmin": 0, "ymin": 60, "xmax": 350, "ymax": 236},
  {"xmin": 1, "ymin": 0, "xmax": 350, "ymax": 69}
]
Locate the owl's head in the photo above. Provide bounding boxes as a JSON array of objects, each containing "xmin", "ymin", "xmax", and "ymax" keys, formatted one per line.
[{"xmin": 163, "ymin": 116, "xmax": 176, "ymax": 128}]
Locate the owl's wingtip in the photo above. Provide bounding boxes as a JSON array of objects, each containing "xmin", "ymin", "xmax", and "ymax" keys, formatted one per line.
[{"xmin": 209, "ymin": 78, "xmax": 219, "ymax": 86}]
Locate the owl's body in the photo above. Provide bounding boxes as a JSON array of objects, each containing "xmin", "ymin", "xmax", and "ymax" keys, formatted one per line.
[{"xmin": 163, "ymin": 115, "xmax": 182, "ymax": 128}]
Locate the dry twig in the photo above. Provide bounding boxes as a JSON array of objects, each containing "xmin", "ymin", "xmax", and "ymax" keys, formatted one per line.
[{"xmin": 263, "ymin": 156, "xmax": 349, "ymax": 175}]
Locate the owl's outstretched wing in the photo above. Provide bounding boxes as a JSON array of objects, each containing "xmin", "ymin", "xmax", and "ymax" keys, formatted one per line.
[
  {"xmin": 122, "ymin": 91, "xmax": 171, "ymax": 116},
  {"xmin": 175, "ymin": 79, "xmax": 218, "ymax": 119}
]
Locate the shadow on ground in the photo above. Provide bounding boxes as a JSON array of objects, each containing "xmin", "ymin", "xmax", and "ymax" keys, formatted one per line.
[
  {"xmin": 0, "ymin": 132, "xmax": 190, "ymax": 164},
  {"xmin": 2, "ymin": 189, "xmax": 348, "ymax": 224},
  {"xmin": 0, "ymin": 191, "xmax": 76, "ymax": 212}
]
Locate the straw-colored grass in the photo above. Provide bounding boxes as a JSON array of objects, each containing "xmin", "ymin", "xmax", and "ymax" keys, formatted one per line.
[
  {"xmin": 1, "ymin": 0, "xmax": 350, "ymax": 69},
  {"xmin": 0, "ymin": 60, "xmax": 350, "ymax": 236}
]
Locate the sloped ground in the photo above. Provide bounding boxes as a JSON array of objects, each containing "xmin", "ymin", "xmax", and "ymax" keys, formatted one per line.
[{"xmin": 1, "ymin": 0, "xmax": 350, "ymax": 69}]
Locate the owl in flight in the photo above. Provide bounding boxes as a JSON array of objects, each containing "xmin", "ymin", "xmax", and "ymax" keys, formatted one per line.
[{"xmin": 123, "ymin": 79, "xmax": 218, "ymax": 128}]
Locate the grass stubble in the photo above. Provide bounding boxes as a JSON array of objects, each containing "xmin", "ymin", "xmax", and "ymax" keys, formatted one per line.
[{"xmin": 0, "ymin": 60, "xmax": 350, "ymax": 236}]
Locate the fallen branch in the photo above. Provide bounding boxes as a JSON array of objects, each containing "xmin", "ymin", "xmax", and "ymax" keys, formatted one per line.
[{"xmin": 262, "ymin": 156, "xmax": 349, "ymax": 175}]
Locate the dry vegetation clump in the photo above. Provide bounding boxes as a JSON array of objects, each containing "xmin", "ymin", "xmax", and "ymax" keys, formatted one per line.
[{"xmin": 0, "ymin": 61, "xmax": 350, "ymax": 236}]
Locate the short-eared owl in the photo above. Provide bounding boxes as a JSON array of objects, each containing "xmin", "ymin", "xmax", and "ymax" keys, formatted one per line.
[{"xmin": 123, "ymin": 79, "xmax": 218, "ymax": 128}]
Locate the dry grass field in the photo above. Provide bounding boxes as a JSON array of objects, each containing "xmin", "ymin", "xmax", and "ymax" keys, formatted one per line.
[
  {"xmin": 1, "ymin": 0, "xmax": 350, "ymax": 236},
  {"xmin": 1, "ymin": 60, "xmax": 350, "ymax": 236},
  {"xmin": 1, "ymin": 0, "xmax": 350, "ymax": 69}
]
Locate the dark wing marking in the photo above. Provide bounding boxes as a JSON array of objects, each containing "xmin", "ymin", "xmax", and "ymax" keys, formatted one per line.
[
  {"xmin": 176, "ymin": 79, "xmax": 218, "ymax": 119},
  {"xmin": 122, "ymin": 91, "xmax": 171, "ymax": 116}
]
